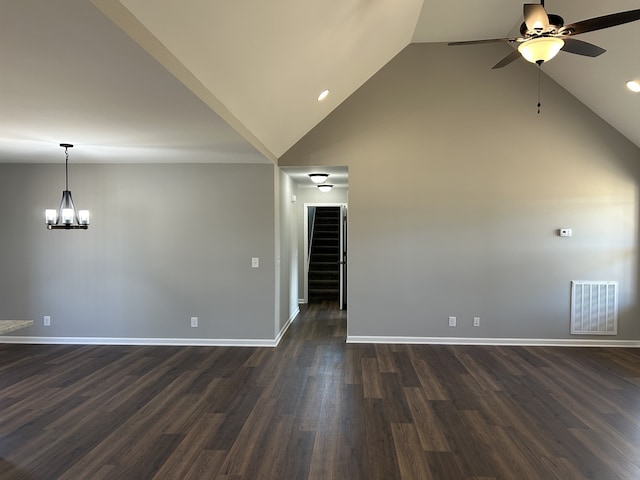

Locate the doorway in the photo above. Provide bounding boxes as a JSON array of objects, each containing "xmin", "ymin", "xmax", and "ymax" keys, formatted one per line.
[{"xmin": 304, "ymin": 203, "xmax": 347, "ymax": 309}]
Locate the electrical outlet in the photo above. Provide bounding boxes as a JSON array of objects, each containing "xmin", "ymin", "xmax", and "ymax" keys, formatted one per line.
[
  {"xmin": 190, "ymin": 316, "xmax": 198, "ymax": 328},
  {"xmin": 44, "ymin": 315, "xmax": 51, "ymax": 326},
  {"xmin": 448, "ymin": 316, "xmax": 456, "ymax": 327},
  {"xmin": 473, "ymin": 316, "xmax": 480, "ymax": 327}
]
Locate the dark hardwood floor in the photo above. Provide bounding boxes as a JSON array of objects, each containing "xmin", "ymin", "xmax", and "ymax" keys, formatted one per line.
[{"xmin": 1, "ymin": 302, "xmax": 640, "ymax": 479}]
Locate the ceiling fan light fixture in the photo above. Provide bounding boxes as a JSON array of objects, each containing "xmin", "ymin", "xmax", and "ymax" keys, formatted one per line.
[
  {"xmin": 626, "ymin": 80, "xmax": 640, "ymax": 92},
  {"xmin": 518, "ymin": 36, "xmax": 565, "ymax": 64}
]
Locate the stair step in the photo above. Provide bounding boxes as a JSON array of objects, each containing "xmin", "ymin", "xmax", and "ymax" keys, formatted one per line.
[
  {"xmin": 312, "ymin": 248, "xmax": 339, "ymax": 255},
  {"xmin": 315, "ymin": 209, "xmax": 340, "ymax": 216},
  {"xmin": 310, "ymin": 267, "xmax": 338, "ymax": 274},
  {"xmin": 312, "ymin": 246, "xmax": 338, "ymax": 253},
  {"xmin": 309, "ymin": 269, "xmax": 340, "ymax": 282},
  {"xmin": 312, "ymin": 249, "xmax": 339, "ymax": 255},
  {"xmin": 311, "ymin": 260, "xmax": 338, "ymax": 266},
  {"xmin": 309, "ymin": 270, "xmax": 339, "ymax": 276},
  {"xmin": 314, "ymin": 232, "xmax": 339, "ymax": 239},
  {"xmin": 309, "ymin": 288, "xmax": 340, "ymax": 295},
  {"xmin": 309, "ymin": 281, "xmax": 339, "ymax": 287},
  {"xmin": 313, "ymin": 243, "xmax": 339, "ymax": 250}
]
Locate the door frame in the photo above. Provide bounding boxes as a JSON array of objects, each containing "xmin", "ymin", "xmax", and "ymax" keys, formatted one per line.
[
  {"xmin": 339, "ymin": 204, "xmax": 348, "ymax": 310},
  {"xmin": 303, "ymin": 202, "xmax": 348, "ymax": 304}
]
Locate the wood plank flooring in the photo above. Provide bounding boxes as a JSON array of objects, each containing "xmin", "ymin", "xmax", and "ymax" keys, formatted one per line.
[{"xmin": 1, "ymin": 302, "xmax": 640, "ymax": 479}]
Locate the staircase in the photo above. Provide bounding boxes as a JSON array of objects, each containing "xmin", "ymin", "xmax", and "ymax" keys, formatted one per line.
[{"xmin": 308, "ymin": 207, "xmax": 341, "ymax": 302}]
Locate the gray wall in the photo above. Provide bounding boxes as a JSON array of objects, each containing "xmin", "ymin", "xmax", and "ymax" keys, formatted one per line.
[
  {"xmin": 280, "ymin": 43, "xmax": 640, "ymax": 341},
  {"xmin": 277, "ymin": 169, "xmax": 299, "ymax": 332},
  {"xmin": 0, "ymin": 163, "xmax": 277, "ymax": 341}
]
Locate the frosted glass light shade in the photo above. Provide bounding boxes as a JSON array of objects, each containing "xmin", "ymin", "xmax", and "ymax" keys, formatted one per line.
[
  {"xmin": 78, "ymin": 210, "xmax": 90, "ymax": 225},
  {"xmin": 309, "ymin": 173, "xmax": 329, "ymax": 184},
  {"xmin": 318, "ymin": 184, "xmax": 333, "ymax": 192},
  {"xmin": 45, "ymin": 209, "xmax": 57, "ymax": 225},
  {"xmin": 61, "ymin": 208, "xmax": 74, "ymax": 224},
  {"xmin": 518, "ymin": 37, "xmax": 564, "ymax": 64}
]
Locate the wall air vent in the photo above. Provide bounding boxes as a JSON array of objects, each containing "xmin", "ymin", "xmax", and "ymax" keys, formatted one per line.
[{"xmin": 571, "ymin": 281, "xmax": 618, "ymax": 335}]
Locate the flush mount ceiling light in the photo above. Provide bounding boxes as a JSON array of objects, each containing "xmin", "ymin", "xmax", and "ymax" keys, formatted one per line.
[
  {"xmin": 309, "ymin": 173, "xmax": 329, "ymax": 184},
  {"xmin": 518, "ymin": 36, "xmax": 565, "ymax": 64},
  {"xmin": 318, "ymin": 184, "xmax": 334, "ymax": 193},
  {"xmin": 317, "ymin": 89, "xmax": 330, "ymax": 101},
  {"xmin": 45, "ymin": 144, "xmax": 90, "ymax": 230},
  {"xmin": 626, "ymin": 80, "xmax": 640, "ymax": 92}
]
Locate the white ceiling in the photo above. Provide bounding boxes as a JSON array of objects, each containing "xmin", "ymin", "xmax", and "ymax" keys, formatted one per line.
[{"xmin": 2, "ymin": 0, "xmax": 639, "ymax": 170}]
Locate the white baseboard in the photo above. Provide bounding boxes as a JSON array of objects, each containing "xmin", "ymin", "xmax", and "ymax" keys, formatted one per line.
[
  {"xmin": 275, "ymin": 307, "xmax": 300, "ymax": 345},
  {"xmin": 298, "ymin": 298, "xmax": 306, "ymax": 304},
  {"xmin": 1, "ymin": 308, "xmax": 304, "ymax": 348},
  {"xmin": 6, "ymin": 331, "xmax": 635, "ymax": 348},
  {"xmin": 0, "ymin": 336, "xmax": 279, "ymax": 347},
  {"xmin": 346, "ymin": 335, "xmax": 640, "ymax": 347}
]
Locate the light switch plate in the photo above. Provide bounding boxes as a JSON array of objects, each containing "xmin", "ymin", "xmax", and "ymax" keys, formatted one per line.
[{"xmin": 252, "ymin": 257, "xmax": 259, "ymax": 268}]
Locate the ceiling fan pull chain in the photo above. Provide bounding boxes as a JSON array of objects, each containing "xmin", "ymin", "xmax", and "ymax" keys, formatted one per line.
[{"xmin": 537, "ymin": 66, "xmax": 542, "ymax": 114}]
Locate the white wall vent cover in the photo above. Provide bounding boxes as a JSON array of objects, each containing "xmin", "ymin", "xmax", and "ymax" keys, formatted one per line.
[{"xmin": 571, "ymin": 281, "xmax": 618, "ymax": 335}]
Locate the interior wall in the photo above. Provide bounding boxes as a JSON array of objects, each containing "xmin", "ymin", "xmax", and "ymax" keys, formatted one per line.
[
  {"xmin": 0, "ymin": 163, "xmax": 277, "ymax": 342},
  {"xmin": 280, "ymin": 42, "xmax": 640, "ymax": 341},
  {"xmin": 277, "ymin": 169, "xmax": 299, "ymax": 332}
]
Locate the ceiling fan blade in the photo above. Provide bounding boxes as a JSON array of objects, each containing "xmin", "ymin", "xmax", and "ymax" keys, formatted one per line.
[
  {"xmin": 448, "ymin": 38, "xmax": 516, "ymax": 46},
  {"xmin": 560, "ymin": 38, "xmax": 606, "ymax": 57},
  {"xmin": 524, "ymin": 3, "xmax": 549, "ymax": 32},
  {"xmin": 563, "ymin": 9, "xmax": 640, "ymax": 35},
  {"xmin": 492, "ymin": 50, "xmax": 522, "ymax": 69}
]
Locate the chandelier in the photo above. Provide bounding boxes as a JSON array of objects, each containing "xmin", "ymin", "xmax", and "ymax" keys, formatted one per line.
[{"xmin": 45, "ymin": 144, "xmax": 90, "ymax": 230}]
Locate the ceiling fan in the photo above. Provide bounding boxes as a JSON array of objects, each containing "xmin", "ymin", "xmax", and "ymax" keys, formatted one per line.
[{"xmin": 449, "ymin": 2, "xmax": 640, "ymax": 69}]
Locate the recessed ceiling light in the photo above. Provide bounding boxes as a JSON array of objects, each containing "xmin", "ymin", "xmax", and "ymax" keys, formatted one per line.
[
  {"xmin": 317, "ymin": 89, "xmax": 330, "ymax": 101},
  {"xmin": 626, "ymin": 81, "xmax": 640, "ymax": 93}
]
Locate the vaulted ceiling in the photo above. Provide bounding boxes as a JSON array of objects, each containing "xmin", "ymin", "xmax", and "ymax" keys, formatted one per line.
[{"xmin": 2, "ymin": 0, "xmax": 639, "ymax": 165}]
